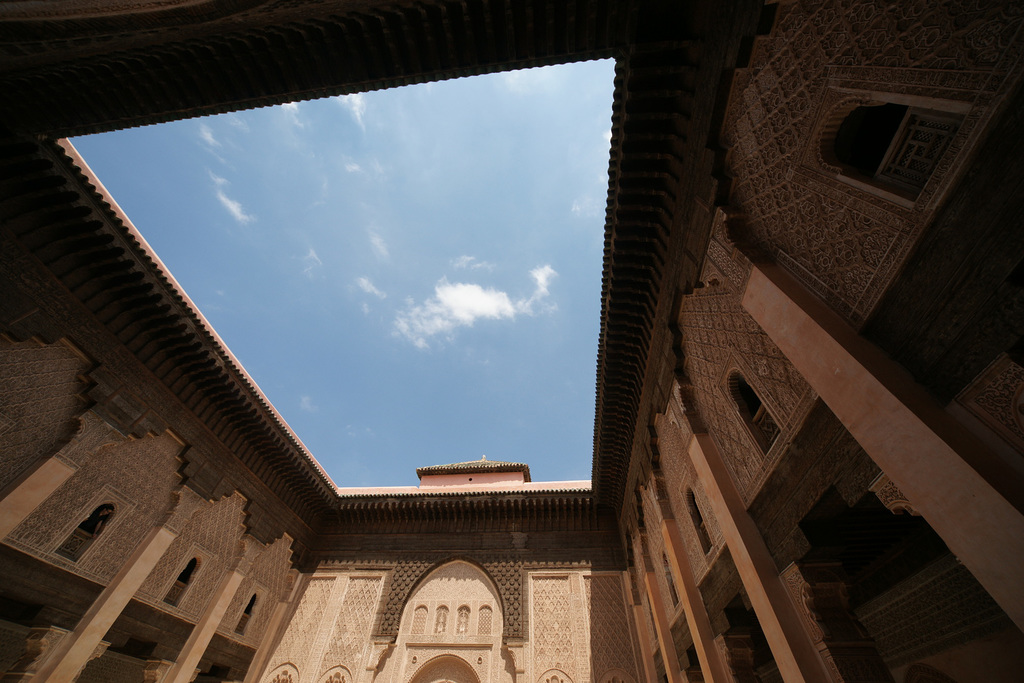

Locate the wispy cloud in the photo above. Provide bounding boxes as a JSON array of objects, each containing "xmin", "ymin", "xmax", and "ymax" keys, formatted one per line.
[
  {"xmin": 571, "ymin": 196, "xmax": 604, "ymax": 218},
  {"xmin": 208, "ymin": 171, "xmax": 254, "ymax": 223},
  {"xmin": 357, "ymin": 277, "xmax": 387, "ymax": 299},
  {"xmin": 198, "ymin": 123, "xmax": 220, "ymax": 147},
  {"xmin": 337, "ymin": 93, "xmax": 367, "ymax": 131},
  {"xmin": 281, "ymin": 101, "xmax": 304, "ymax": 127},
  {"xmin": 452, "ymin": 255, "xmax": 495, "ymax": 271},
  {"xmin": 303, "ymin": 248, "xmax": 322, "ymax": 276},
  {"xmin": 502, "ymin": 65, "xmax": 562, "ymax": 95},
  {"xmin": 394, "ymin": 266, "xmax": 558, "ymax": 348},
  {"xmin": 345, "ymin": 160, "xmax": 362, "ymax": 173},
  {"xmin": 299, "ymin": 395, "xmax": 318, "ymax": 413},
  {"xmin": 369, "ymin": 230, "xmax": 389, "ymax": 259}
]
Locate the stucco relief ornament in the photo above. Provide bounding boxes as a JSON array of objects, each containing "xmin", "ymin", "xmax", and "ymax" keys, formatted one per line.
[{"xmin": 869, "ymin": 473, "xmax": 919, "ymax": 516}]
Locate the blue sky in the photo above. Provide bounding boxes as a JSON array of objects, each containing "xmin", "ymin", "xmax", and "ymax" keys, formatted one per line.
[{"xmin": 71, "ymin": 60, "xmax": 615, "ymax": 487}]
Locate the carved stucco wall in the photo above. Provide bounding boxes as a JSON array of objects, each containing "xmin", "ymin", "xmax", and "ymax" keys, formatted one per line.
[
  {"xmin": 720, "ymin": 0, "xmax": 1024, "ymax": 325},
  {"xmin": 0, "ymin": 338, "xmax": 92, "ymax": 491},
  {"xmin": 261, "ymin": 570, "xmax": 386, "ymax": 683},
  {"xmin": 4, "ymin": 430, "xmax": 184, "ymax": 585},
  {"xmin": 583, "ymin": 574, "xmax": 641, "ymax": 683},
  {"xmin": 217, "ymin": 533, "xmax": 295, "ymax": 648},
  {"xmin": 137, "ymin": 491, "xmax": 247, "ymax": 621},
  {"xmin": 637, "ymin": 486, "xmax": 681, "ymax": 627},
  {"xmin": 654, "ymin": 403, "xmax": 724, "ymax": 584},
  {"xmin": 76, "ymin": 649, "xmax": 145, "ymax": 683},
  {"xmin": 679, "ymin": 283, "xmax": 815, "ymax": 503}
]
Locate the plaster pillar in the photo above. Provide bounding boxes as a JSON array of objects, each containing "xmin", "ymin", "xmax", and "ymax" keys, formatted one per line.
[
  {"xmin": 643, "ymin": 571, "xmax": 685, "ymax": 683},
  {"xmin": 0, "ymin": 457, "xmax": 76, "ymax": 540},
  {"xmin": 624, "ymin": 572, "xmax": 659, "ymax": 683},
  {"xmin": 660, "ymin": 519, "xmax": 733, "ymax": 683},
  {"xmin": 32, "ymin": 524, "xmax": 178, "ymax": 683},
  {"xmin": 164, "ymin": 566, "xmax": 248, "ymax": 683},
  {"xmin": 242, "ymin": 571, "xmax": 311, "ymax": 683},
  {"xmin": 741, "ymin": 259, "xmax": 1024, "ymax": 629},
  {"xmin": 686, "ymin": 433, "xmax": 831, "ymax": 683}
]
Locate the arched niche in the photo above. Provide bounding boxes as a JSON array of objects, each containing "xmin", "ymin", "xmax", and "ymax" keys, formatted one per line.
[
  {"xmin": 536, "ymin": 668, "xmax": 573, "ymax": 683},
  {"xmin": 381, "ymin": 560, "xmax": 507, "ymax": 683},
  {"xmin": 320, "ymin": 664, "xmax": 353, "ymax": 683},
  {"xmin": 409, "ymin": 655, "xmax": 480, "ymax": 683},
  {"xmin": 398, "ymin": 560, "xmax": 503, "ymax": 638}
]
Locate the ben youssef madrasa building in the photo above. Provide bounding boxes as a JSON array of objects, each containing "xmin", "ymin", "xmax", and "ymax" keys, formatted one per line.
[{"xmin": 1, "ymin": 0, "xmax": 1023, "ymax": 682}]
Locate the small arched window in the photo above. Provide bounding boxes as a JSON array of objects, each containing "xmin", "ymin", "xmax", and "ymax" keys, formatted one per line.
[
  {"xmin": 728, "ymin": 372, "xmax": 780, "ymax": 453},
  {"xmin": 662, "ymin": 553, "xmax": 679, "ymax": 607},
  {"xmin": 412, "ymin": 605, "xmax": 428, "ymax": 634},
  {"xmin": 164, "ymin": 557, "xmax": 200, "ymax": 606},
  {"xmin": 456, "ymin": 605, "xmax": 470, "ymax": 634},
  {"xmin": 478, "ymin": 605, "xmax": 492, "ymax": 635},
  {"xmin": 687, "ymin": 489, "xmax": 712, "ymax": 554},
  {"xmin": 56, "ymin": 503, "xmax": 116, "ymax": 560},
  {"xmin": 434, "ymin": 605, "xmax": 448, "ymax": 634},
  {"xmin": 235, "ymin": 593, "xmax": 258, "ymax": 634}
]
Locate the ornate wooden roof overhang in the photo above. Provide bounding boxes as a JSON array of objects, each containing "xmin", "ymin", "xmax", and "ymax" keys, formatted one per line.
[
  {"xmin": 326, "ymin": 488, "xmax": 603, "ymax": 534},
  {"xmin": 0, "ymin": 0, "xmax": 758, "ymax": 519},
  {"xmin": 416, "ymin": 458, "xmax": 532, "ymax": 480}
]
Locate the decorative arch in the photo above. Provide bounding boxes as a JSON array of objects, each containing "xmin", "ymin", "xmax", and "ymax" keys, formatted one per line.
[
  {"xmin": 264, "ymin": 663, "xmax": 298, "ymax": 683},
  {"xmin": 408, "ymin": 654, "xmax": 480, "ymax": 683},
  {"xmin": 599, "ymin": 669, "xmax": 635, "ymax": 683},
  {"xmin": 397, "ymin": 558, "xmax": 504, "ymax": 636},
  {"xmin": 320, "ymin": 665, "xmax": 353, "ymax": 683},
  {"xmin": 536, "ymin": 668, "xmax": 573, "ymax": 683},
  {"xmin": 726, "ymin": 370, "xmax": 780, "ymax": 454}
]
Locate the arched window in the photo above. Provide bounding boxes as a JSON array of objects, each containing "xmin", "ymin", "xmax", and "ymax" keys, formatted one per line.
[
  {"xmin": 235, "ymin": 593, "xmax": 258, "ymax": 634},
  {"xmin": 830, "ymin": 103, "xmax": 961, "ymax": 195},
  {"xmin": 434, "ymin": 605, "xmax": 448, "ymax": 634},
  {"xmin": 412, "ymin": 605, "xmax": 428, "ymax": 634},
  {"xmin": 56, "ymin": 503, "xmax": 115, "ymax": 560},
  {"xmin": 662, "ymin": 553, "xmax": 679, "ymax": 607},
  {"xmin": 478, "ymin": 605, "xmax": 492, "ymax": 635},
  {"xmin": 456, "ymin": 605, "xmax": 470, "ymax": 634},
  {"xmin": 728, "ymin": 372, "xmax": 780, "ymax": 453},
  {"xmin": 164, "ymin": 557, "xmax": 200, "ymax": 606},
  {"xmin": 687, "ymin": 489, "xmax": 712, "ymax": 554}
]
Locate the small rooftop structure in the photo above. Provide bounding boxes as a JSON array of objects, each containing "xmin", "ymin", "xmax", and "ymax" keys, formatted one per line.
[{"xmin": 416, "ymin": 456, "xmax": 531, "ymax": 483}]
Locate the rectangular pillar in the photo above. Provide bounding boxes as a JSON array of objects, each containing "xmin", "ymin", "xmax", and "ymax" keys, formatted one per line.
[
  {"xmin": 643, "ymin": 571, "xmax": 686, "ymax": 683},
  {"xmin": 624, "ymin": 572, "xmax": 659, "ymax": 683},
  {"xmin": 0, "ymin": 457, "xmax": 76, "ymax": 540},
  {"xmin": 164, "ymin": 568, "xmax": 247, "ymax": 683},
  {"xmin": 660, "ymin": 519, "xmax": 733, "ymax": 683},
  {"xmin": 742, "ymin": 260, "xmax": 1024, "ymax": 629},
  {"xmin": 687, "ymin": 434, "xmax": 831, "ymax": 683},
  {"xmin": 33, "ymin": 524, "xmax": 178, "ymax": 683}
]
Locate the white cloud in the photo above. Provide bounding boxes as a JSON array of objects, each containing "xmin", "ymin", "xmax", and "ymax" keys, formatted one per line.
[
  {"xmin": 357, "ymin": 277, "xmax": 386, "ymax": 299},
  {"xmin": 571, "ymin": 196, "xmax": 604, "ymax": 218},
  {"xmin": 337, "ymin": 93, "xmax": 367, "ymax": 131},
  {"xmin": 299, "ymin": 395, "xmax": 318, "ymax": 413},
  {"xmin": 394, "ymin": 266, "xmax": 557, "ymax": 348},
  {"xmin": 452, "ymin": 255, "xmax": 495, "ymax": 271},
  {"xmin": 282, "ymin": 101, "xmax": 303, "ymax": 127},
  {"xmin": 345, "ymin": 161, "xmax": 362, "ymax": 173},
  {"xmin": 303, "ymin": 248, "xmax": 322, "ymax": 276},
  {"xmin": 369, "ymin": 230, "xmax": 389, "ymax": 259},
  {"xmin": 502, "ymin": 65, "xmax": 562, "ymax": 94},
  {"xmin": 215, "ymin": 190, "xmax": 254, "ymax": 223},
  {"xmin": 207, "ymin": 171, "xmax": 253, "ymax": 223},
  {"xmin": 198, "ymin": 123, "xmax": 220, "ymax": 147}
]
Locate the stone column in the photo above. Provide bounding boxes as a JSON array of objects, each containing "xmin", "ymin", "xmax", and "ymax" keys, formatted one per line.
[
  {"xmin": 741, "ymin": 259, "xmax": 1024, "ymax": 629},
  {"xmin": 242, "ymin": 571, "xmax": 310, "ymax": 683},
  {"xmin": 163, "ymin": 554, "xmax": 252, "ymax": 683},
  {"xmin": 686, "ymin": 433, "xmax": 831, "ymax": 683},
  {"xmin": 660, "ymin": 519, "xmax": 733, "ymax": 683},
  {"xmin": 781, "ymin": 563, "xmax": 893, "ymax": 683},
  {"xmin": 32, "ymin": 525, "xmax": 179, "ymax": 683},
  {"xmin": 643, "ymin": 571, "xmax": 685, "ymax": 683},
  {"xmin": 624, "ymin": 571, "xmax": 659, "ymax": 683}
]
